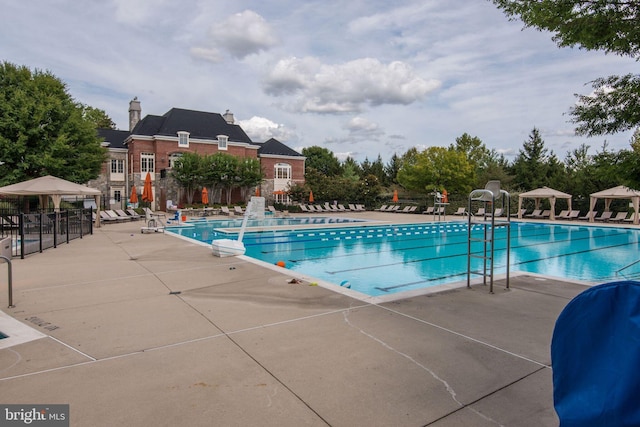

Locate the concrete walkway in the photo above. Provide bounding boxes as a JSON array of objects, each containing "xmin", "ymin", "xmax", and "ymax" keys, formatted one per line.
[{"xmin": 0, "ymin": 214, "xmax": 587, "ymax": 426}]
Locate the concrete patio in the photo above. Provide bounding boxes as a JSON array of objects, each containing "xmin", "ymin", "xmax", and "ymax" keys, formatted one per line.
[{"xmin": 0, "ymin": 213, "xmax": 588, "ymax": 426}]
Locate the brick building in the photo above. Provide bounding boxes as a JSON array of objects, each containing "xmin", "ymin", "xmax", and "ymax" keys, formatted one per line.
[{"xmin": 91, "ymin": 98, "xmax": 305, "ymax": 210}]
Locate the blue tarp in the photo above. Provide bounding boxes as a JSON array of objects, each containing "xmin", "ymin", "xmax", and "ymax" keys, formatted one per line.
[{"xmin": 552, "ymin": 280, "xmax": 640, "ymax": 426}]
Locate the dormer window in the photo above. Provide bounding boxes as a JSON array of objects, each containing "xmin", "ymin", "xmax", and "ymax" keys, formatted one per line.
[
  {"xmin": 217, "ymin": 135, "xmax": 228, "ymax": 151},
  {"xmin": 178, "ymin": 131, "xmax": 190, "ymax": 148}
]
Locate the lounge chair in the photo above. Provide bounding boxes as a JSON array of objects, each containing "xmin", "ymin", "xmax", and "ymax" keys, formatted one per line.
[
  {"xmin": 314, "ymin": 205, "xmax": 326, "ymax": 212},
  {"xmin": 525, "ymin": 209, "xmax": 542, "ymax": 218},
  {"xmin": 299, "ymin": 205, "xmax": 310, "ymax": 213},
  {"xmin": 375, "ymin": 205, "xmax": 388, "ymax": 212},
  {"xmin": 579, "ymin": 211, "xmax": 596, "ymax": 221},
  {"xmin": 220, "ymin": 206, "xmax": 231, "ymax": 215},
  {"xmin": 113, "ymin": 209, "xmax": 136, "ymax": 221},
  {"xmin": 594, "ymin": 211, "xmax": 613, "ymax": 222},
  {"xmin": 99, "ymin": 211, "xmax": 119, "ymax": 222},
  {"xmin": 355, "ymin": 204, "xmax": 366, "ymax": 211},
  {"xmin": 494, "ymin": 208, "xmax": 504, "ymax": 217},
  {"xmin": 453, "ymin": 207, "xmax": 467, "ymax": 216},
  {"xmin": 609, "ymin": 211, "xmax": 629, "ymax": 223},
  {"xmin": 348, "ymin": 204, "xmax": 358, "ymax": 211},
  {"xmin": 556, "ymin": 210, "xmax": 570, "ymax": 220},
  {"xmin": 126, "ymin": 209, "xmax": 141, "ymax": 220},
  {"xmin": 423, "ymin": 206, "xmax": 434, "ymax": 215},
  {"xmin": 337, "ymin": 204, "xmax": 349, "ymax": 211},
  {"xmin": 532, "ymin": 210, "xmax": 550, "ymax": 219},
  {"xmin": 405, "ymin": 206, "xmax": 418, "ymax": 213},
  {"xmin": 557, "ymin": 210, "xmax": 579, "ymax": 220},
  {"xmin": 234, "ymin": 206, "xmax": 244, "ymax": 215},
  {"xmin": 396, "ymin": 206, "xmax": 412, "ymax": 213},
  {"xmin": 324, "ymin": 203, "xmax": 339, "ymax": 212},
  {"xmin": 475, "ymin": 207, "xmax": 486, "ymax": 216},
  {"xmin": 511, "ymin": 209, "xmax": 527, "ymax": 218}
]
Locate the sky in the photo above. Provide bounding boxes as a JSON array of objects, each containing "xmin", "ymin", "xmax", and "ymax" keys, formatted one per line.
[{"xmin": 2, "ymin": 0, "xmax": 637, "ymax": 164}]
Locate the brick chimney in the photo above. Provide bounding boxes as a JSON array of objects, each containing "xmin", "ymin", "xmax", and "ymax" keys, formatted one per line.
[
  {"xmin": 222, "ymin": 109, "xmax": 234, "ymax": 124},
  {"xmin": 129, "ymin": 97, "xmax": 141, "ymax": 131}
]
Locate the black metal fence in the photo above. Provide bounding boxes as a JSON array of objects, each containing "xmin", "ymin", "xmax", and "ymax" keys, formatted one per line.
[{"xmin": 0, "ymin": 208, "xmax": 93, "ymax": 259}]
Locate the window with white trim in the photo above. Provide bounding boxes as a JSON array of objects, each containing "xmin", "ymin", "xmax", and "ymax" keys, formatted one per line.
[
  {"xmin": 217, "ymin": 135, "xmax": 228, "ymax": 151},
  {"xmin": 141, "ymin": 152, "xmax": 155, "ymax": 174},
  {"xmin": 111, "ymin": 159, "xmax": 124, "ymax": 174},
  {"xmin": 111, "ymin": 159, "xmax": 124, "ymax": 181},
  {"xmin": 168, "ymin": 152, "xmax": 183, "ymax": 169},
  {"xmin": 274, "ymin": 163, "xmax": 291, "ymax": 180},
  {"xmin": 178, "ymin": 131, "xmax": 190, "ymax": 147}
]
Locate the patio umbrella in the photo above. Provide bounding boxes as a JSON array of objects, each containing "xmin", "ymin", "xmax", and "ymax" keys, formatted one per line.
[
  {"xmin": 392, "ymin": 189, "xmax": 398, "ymax": 203},
  {"xmin": 309, "ymin": 191, "xmax": 314, "ymax": 203},
  {"xmin": 202, "ymin": 187, "xmax": 209, "ymax": 205},
  {"xmin": 142, "ymin": 172, "xmax": 153, "ymax": 203},
  {"xmin": 255, "ymin": 187, "xmax": 260, "ymax": 197},
  {"xmin": 129, "ymin": 185, "xmax": 138, "ymax": 204}
]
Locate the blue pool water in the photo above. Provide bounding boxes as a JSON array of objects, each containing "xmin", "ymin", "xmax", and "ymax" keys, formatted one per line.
[{"xmin": 167, "ymin": 221, "xmax": 640, "ymax": 297}]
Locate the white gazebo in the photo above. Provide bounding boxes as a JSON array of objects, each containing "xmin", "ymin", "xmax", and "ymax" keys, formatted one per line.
[
  {"xmin": 518, "ymin": 187, "xmax": 572, "ymax": 220},
  {"xmin": 589, "ymin": 185, "xmax": 640, "ymax": 225},
  {"xmin": 0, "ymin": 175, "xmax": 102, "ymax": 226}
]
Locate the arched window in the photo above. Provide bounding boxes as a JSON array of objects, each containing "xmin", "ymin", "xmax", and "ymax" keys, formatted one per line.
[
  {"xmin": 168, "ymin": 152, "xmax": 183, "ymax": 169},
  {"xmin": 274, "ymin": 163, "xmax": 291, "ymax": 180}
]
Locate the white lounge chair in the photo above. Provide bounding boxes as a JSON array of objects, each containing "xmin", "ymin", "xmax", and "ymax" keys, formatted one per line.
[
  {"xmin": 609, "ymin": 211, "xmax": 629, "ymax": 223},
  {"xmin": 453, "ymin": 207, "xmax": 467, "ymax": 216},
  {"xmin": 594, "ymin": 211, "xmax": 613, "ymax": 222}
]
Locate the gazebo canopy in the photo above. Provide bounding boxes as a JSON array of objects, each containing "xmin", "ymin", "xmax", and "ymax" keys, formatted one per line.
[
  {"xmin": 589, "ymin": 185, "xmax": 640, "ymax": 225},
  {"xmin": 0, "ymin": 175, "xmax": 102, "ymax": 226},
  {"xmin": 518, "ymin": 186, "xmax": 572, "ymax": 220}
]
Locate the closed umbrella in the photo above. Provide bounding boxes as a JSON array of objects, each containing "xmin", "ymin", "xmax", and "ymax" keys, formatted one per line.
[
  {"xmin": 392, "ymin": 189, "xmax": 398, "ymax": 203},
  {"xmin": 255, "ymin": 187, "xmax": 260, "ymax": 197},
  {"xmin": 202, "ymin": 187, "xmax": 209, "ymax": 205},
  {"xmin": 129, "ymin": 185, "xmax": 138, "ymax": 204},
  {"xmin": 309, "ymin": 191, "xmax": 314, "ymax": 203},
  {"xmin": 142, "ymin": 172, "xmax": 153, "ymax": 203}
]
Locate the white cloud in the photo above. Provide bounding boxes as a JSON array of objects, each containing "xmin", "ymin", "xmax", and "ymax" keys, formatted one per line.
[
  {"xmin": 192, "ymin": 10, "xmax": 279, "ymax": 62},
  {"xmin": 236, "ymin": 116, "xmax": 297, "ymax": 143},
  {"xmin": 264, "ymin": 57, "xmax": 441, "ymax": 113}
]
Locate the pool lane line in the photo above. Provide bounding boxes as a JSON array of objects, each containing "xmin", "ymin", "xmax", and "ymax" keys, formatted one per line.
[
  {"xmin": 286, "ymin": 227, "xmax": 634, "ymax": 266},
  {"xmin": 325, "ymin": 236, "xmax": 637, "ymax": 282},
  {"xmin": 249, "ymin": 224, "xmax": 611, "ymax": 259},
  {"xmin": 372, "ymin": 239, "xmax": 639, "ymax": 292}
]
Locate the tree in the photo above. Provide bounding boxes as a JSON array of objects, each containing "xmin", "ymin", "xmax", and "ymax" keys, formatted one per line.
[
  {"xmin": 397, "ymin": 146, "xmax": 474, "ymax": 196},
  {"xmin": 510, "ymin": 128, "xmax": 552, "ymax": 190},
  {"xmin": 491, "ymin": 1, "xmax": 640, "ymax": 136},
  {"xmin": 302, "ymin": 146, "xmax": 341, "ymax": 177},
  {"xmin": 236, "ymin": 157, "xmax": 264, "ymax": 201},
  {"xmin": 201, "ymin": 153, "xmax": 239, "ymax": 205},
  {"xmin": 384, "ymin": 153, "xmax": 402, "ymax": 185},
  {"xmin": 171, "ymin": 152, "xmax": 202, "ymax": 205},
  {"xmin": 82, "ymin": 105, "xmax": 116, "ymax": 129},
  {"xmin": 0, "ymin": 61, "xmax": 107, "ymax": 185}
]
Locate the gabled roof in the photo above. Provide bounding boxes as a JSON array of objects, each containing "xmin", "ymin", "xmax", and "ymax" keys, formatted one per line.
[
  {"xmin": 131, "ymin": 108, "xmax": 252, "ymax": 143},
  {"xmin": 97, "ymin": 129, "xmax": 130, "ymax": 149},
  {"xmin": 258, "ymin": 138, "xmax": 304, "ymax": 157}
]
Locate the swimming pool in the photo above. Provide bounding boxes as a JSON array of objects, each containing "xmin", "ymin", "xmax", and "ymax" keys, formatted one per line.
[{"xmin": 167, "ymin": 221, "xmax": 640, "ymax": 298}]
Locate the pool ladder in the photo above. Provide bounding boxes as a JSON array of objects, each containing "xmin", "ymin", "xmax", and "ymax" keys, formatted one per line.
[{"xmin": 466, "ymin": 181, "xmax": 511, "ymax": 293}]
